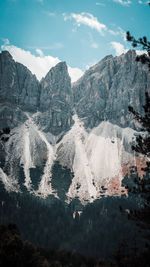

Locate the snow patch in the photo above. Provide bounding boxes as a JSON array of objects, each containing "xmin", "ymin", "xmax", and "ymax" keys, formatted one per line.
[
  {"xmin": 67, "ymin": 115, "xmax": 98, "ymax": 202},
  {"xmin": 35, "ymin": 127, "xmax": 56, "ymax": 198},
  {"xmin": 4, "ymin": 113, "xmax": 56, "ymax": 197},
  {"xmin": 0, "ymin": 168, "xmax": 18, "ymax": 192},
  {"xmin": 24, "ymin": 113, "xmax": 56, "ymax": 197},
  {"xmin": 57, "ymin": 116, "xmax": 137, "ymax": 203},
  {"xmin": 21, "ymin": 122, "xmax": 34, "ymax": 189},
  {"xmin": 1, "ymin": 112, "xmax": 141, "ymax": 203}
]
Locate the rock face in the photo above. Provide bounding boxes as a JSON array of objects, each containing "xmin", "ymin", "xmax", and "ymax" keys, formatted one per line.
[
  {"xmin": 73, "ymin": 50, "xmax": 150, "ymax": 129},
  {"xmin": 0, "ymin": 51, "xmax": 40, "ymax": 111},
  {"xmin": 40, "ymin": 62, "xmax": 72, "ymax": 111},
  {"xmin": 37, "ymin": 62, "xmax": 73, "ymax": 135},
  {"xmin": 0, "ymin": 52, "xmax": 72, "ymax": 134},
  {"xmin": 0, "ymin": 50, "xmax": 150, "ymax": 202},
  {"xmin": 0, "ymin": 51, "xmax": 40, "ymax": 128},
  {"xmin": 1, "ymin": 50, "xmax": 150, "ymax": 133}
]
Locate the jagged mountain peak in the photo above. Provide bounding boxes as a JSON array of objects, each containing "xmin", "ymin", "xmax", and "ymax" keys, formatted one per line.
[
  {"xmin": 40, "ymin": 60, "xmax": 71, "ymax": 97},
  {"xmin": 0, "ymin": 51, "xmax": 73, "ymax": 135},
  {"xmin": 42, "ymin": 61, "xmax": 70, "ymax": 83},
  {"xmin": 124, "ymin": 49, "xmax": 136, "ymax": 58},
  {"xmin": 0, "ymin": 50, "xmax": 39, "ymax": 80},
  {"xmin": 76, "ymin": 50, "xmax": 136, "ymax": 82},
  {"xmin": 0, "ymin": 50, "xmax": 13, "ymax": 59},
  {"xmin": 53, "ymin": 61, "xmax": 68, "ymax": 70},
  {"xmin": 73, "ymin": 50, "xmax": 150, "ymax": 129},
  {"xmin": 0, "ymin": 50, "xmax": 150, "ymax": 203},
  {"xmin": 36, "ymin": 60, "xmax": 73, "ymax": 135},
  {"xmin": 0, "ymin": 50, "xmax": 40, "ymax": 128},
  {"xmin": 83, "ymin": 50, "xmax": 136, "ymax": 75},
  {"xmin": 16, "ymin": 61, "xmax": 38, "ymax": 79}
]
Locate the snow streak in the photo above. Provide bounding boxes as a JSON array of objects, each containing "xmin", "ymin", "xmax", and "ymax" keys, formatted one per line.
[
  {"xmin": 2, "ymin": 113, "xmax": 138, "ymax": 203},
  {"xmin": 23, "ymin": 121, "xmax": 33, "ymax": 189},
  {"xmin": 58, "ymin": 116, "xmax": 136, "ymax": 203},
  {"xmin": 0, "ymin": 167, "xmax": 18, "ymax": 192},
  {"xmin": 24, "ymin": 113, "xmax": 56, "ymax": 197},
  {"xmin": 67, "ymin": 115, "xmax": 97, "ymax": 202}
]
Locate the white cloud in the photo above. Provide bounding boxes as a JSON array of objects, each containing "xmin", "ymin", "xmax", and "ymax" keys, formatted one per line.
[
  {"xmin": 113, "ymin": 0, "xmax": 131, "ymax": 6},
  {"xmin": 68, "ymin": 67, "xmax": 83, "ymax": 83},
  {"xmin": 111, "ymin": 41, "xmax": 146, "ymax": 56},
  {"xmin": 111, "ymin": 41, "xmax": 127, "ymax": 55},
  {"xmin": 1, "ymin": 43, "xmax": 83, "ymax": 82},
  {"xmin": 63, "ymin": 12, "xmax": 107, "ymax": 34},
  {"xmin": 63, "ymin": 12, "xmax": 126, "ymax": 42},
  {"xmin": 136, "ymin": 49, "xmax": 147, "ymax": 55}
]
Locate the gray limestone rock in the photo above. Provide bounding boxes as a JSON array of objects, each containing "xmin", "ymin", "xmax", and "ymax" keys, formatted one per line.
[
  {"xmin": 0, "ymin": 51, "xmax": 40, "ymax": 128},
  {"xmin": 0, "ymin": 51, "xmax": 40, "ymax": 111},
  {"xmin": 1, "ymin": 49, "xmax": 150, "ymax": 197},
  {"xmin": 73, "ymin": 50, "xmax": 150, "ymax": 129},
  {"xmin": 37, "ymin": 61, "xmax": 73, "ymax": 135}
]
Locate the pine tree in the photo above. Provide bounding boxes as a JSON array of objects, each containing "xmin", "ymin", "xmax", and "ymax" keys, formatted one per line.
[
  {"xmin": 126, "ymin": 32, "xmax": 150, "ymax": 70},
  {"xmin": 126, "ymin": 15, "xmax": 150, "ymax": 156},
  {"xmin": 126, "ymin": 25, "xmax": 150, "ymax": 159},
  {"xmin": 128, "ymin": 92, "xmax": 150, "ymax": 158}
]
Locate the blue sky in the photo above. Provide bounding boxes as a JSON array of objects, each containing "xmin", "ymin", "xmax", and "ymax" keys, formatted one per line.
[{"xmin": 0, "ymin": 0, "xmax": 150, "ymax": 81}]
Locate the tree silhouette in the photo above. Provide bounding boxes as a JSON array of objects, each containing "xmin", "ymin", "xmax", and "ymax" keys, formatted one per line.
[
  {"xmin": 126, "ymin": 18, "xmax": 150, "ymax": 159},
  {"xmin": 128, "ymin": 92, "xmax": 150, "ymax": 157},
  {"xmin": 126, "ymin": 32, "xmax": 150, "ymax": 70},
  {"xmin": 126, "ymin": 4, "xmax": 150, "ymax": 237}
]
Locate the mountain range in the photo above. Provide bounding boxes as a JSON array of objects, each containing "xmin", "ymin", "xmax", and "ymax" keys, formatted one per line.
[{"xmin": 0, "ymin": 49, "xmax": 150, "ymax": 203}]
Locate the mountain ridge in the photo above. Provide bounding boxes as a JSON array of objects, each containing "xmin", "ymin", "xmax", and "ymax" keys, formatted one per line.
[{"xmin": 0, "ymin": 50, "xmax": 150, "ymax": 203}]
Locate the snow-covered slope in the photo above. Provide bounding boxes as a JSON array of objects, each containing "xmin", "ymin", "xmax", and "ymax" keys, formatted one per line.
[
  {"xmin": 3, "ymin": 113, "xmax": 56, "ymax": 197},
  {"xmin": 56, "ymin": 115, "xmax": 140, "ymax": 203},
  {"xmin": 0, "ymin": 50, "xmax": 150, "ymax": 203},
  {"xmin": 0, "ymin": 167, "xmax": 18, "ymax": 192},
  {"xmin": 56, "ymin": 115, "xmax": 98, "ymax": 202},
  {"xmin": 0, "ymin": 112, "xmax": 145, "ymax": 203}
]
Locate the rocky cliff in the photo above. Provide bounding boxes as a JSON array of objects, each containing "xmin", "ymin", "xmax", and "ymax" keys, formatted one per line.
[
  {"xmin": 36, "ymin": 61, "xmax": 73, "ymax": 135},
  {"xmin": 73, "ymin": 50, "xmax": 150, "ymax": 129},
  {"xmin": 0, "ymin": 51, "xmax": 72, "ymax": 135},
  {"xmin": 0, "ymin": 50, "xmax": 150, "ymax": 203}
]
